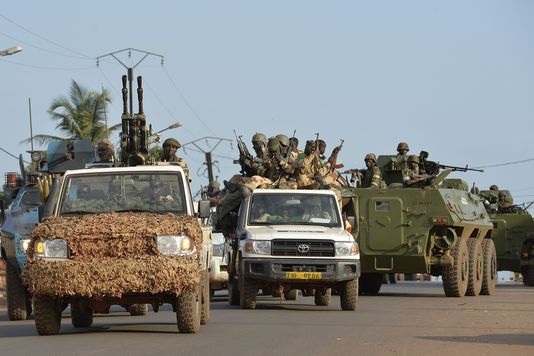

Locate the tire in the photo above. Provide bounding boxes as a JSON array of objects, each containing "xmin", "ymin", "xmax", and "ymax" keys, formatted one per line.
[
  {"xmin": 175, "ymin": 285, "xmax": 201, "ymax": 333},
  {"xmin": 340, "ymin": 278, "xmax": 359, "ymax": 311},
  {"xmin": 314, "ymin": 288, "xmax": 331, "ymax": 306},
  {"xmin": 228, "ymin": 273, "xmax": 240, "ymax": 306},
  {"xmin": 522, "ymin": 265, "xmax": 534, "ymax": 287},
  {"xmin": 71, "ymin": 299, "xmax": 93, "ymax": 328},
  {"xmin": 481, "ymin": 239, "xmax": 497, "ymax": 294},
  {"xmin": 442, "ymin": 237, "xmax": 469, "ymax": 297},
  {"xmin": 239, "ymin": 262, "xmax": 258, "ymax": 309},
  {"xmin": 359, "ymin": 273, "xmax": 383, "ymax": 295},
  {"xmin": 466, "ymin": 238, "xmax": 484, "ymax": 296},
  {"xmin": 34, "ymin": 294, "xmax": 62, "ymax": 336},
  {"xmin": 284, "ymin": 289, "xmax": 298, "ymax": 301},
  {"xmin": 201, "ymin": 270, "xmax": 210, "ymax": 325},
  {"xmin": 129, "ymin": 304, "xmax": 148, "ymax": 316},
  {"xmin": 6, "ymin": 262, "xmax": 28, "ymax": 321}
]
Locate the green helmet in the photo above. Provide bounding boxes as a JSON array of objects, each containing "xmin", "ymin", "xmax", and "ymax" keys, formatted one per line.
[
  {"xmin": 209, "ymin": 181, "xmax": 220, "ymax": 190},
  {"xmin": 275, "ymin": 134, "xmax": 289, "ymax": 148},
  {"xmin": 407, "ymin": 154, "xmax": 419, "ymax": 163},
  {"xmin": 489, "ymin": 184, "xmax": 499, "ymax": 191},
  {"xmin": 397, "ymin": 142, "xmax": 409, "ymax": 152},
  {"xmin": 267, "ymin": 137, "xmax": 280, "ymax": 154},
  {"xmin": 252, "ymin": 132, "xmax": 267, "ymax": 146},
  {"xmin": 163, "ymin": 138, "xmax": 181, "ymax": 148},
  {"xmin": 364, "ymin": 153, "xmax": 376, "ymax": 162}
]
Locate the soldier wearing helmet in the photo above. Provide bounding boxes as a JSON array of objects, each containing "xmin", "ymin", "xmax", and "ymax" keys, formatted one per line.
[
  {"xmin": 395, "ymin": 142, "xmax": 410, "ymax": 170},
  {"xmin": 275, "ymin": 134, "xmax": 290, "ymax": 157},
  {"xmin": 358, "ymin": 153, "xmax": 382, "ymax": 188},
  {"xmin": 397, "ymin": 142, "xmax": 409, "ymax": 155},
  {"xmin": 161, "ymin": 137, "xmax": 190, "ymax": 180},
  {"xmin": 239, "ymin": 132, "xmax": 268, "ymax": 177},
  {"xmin": 263, "ymin": 136, "xmax": 297, "ymax": 183},
  {"xmin": 403, "ymin": 154, "xmax": 435, "ymax": 187}
]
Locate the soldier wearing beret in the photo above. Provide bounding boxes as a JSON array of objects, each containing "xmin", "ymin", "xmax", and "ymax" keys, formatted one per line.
[{"xmin": 161, "ymin": 137, "xmax": 190, "ymax": 180}]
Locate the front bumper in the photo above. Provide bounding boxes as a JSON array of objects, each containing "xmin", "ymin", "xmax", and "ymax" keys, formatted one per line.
[{"xmin": 242, "ymin": 258, "xmax": 360, "ymax": 285}]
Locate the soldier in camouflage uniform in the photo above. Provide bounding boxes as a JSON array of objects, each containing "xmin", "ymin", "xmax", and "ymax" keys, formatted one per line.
[
  {"xmin": 358, "ymin": 153, "xmax": 382, "ymax": 188},
  {"xmin": 96, "ymin": 140, "xmax": 115, "ymax": 163},
  {"xmin": 240, "ymin": 132, "xmax": 268, "ymax": 177},
  {"xmin": 395, "ymin": 142, "xmax": 410, "ymax": 170},
  {"xmin": 161, "ymin": 138, "xmax": 190, "ymax": 180}
]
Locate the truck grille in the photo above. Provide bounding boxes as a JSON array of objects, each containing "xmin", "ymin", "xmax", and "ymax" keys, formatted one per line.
[{"xmin": 272, "ymin": 240, "xmax": 335, "ymax": 257}]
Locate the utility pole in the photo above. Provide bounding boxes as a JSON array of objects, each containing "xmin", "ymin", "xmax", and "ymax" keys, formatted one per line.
[
  {"xmin": 96, "ymin": 48, "xmax": 164, "ymax": 117},
  {"xmin": 182, "ymin": 137, "xmax": 232, "ymax": 184}
]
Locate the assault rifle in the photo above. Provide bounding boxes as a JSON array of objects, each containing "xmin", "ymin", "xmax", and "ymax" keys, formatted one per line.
[
  {"xmin": 233, "ymin": 130, "xmax": 252, "ymax": 161},
  {"xmin": 328, "ymin": 139, "xmax": 344, "ymax": 172}
]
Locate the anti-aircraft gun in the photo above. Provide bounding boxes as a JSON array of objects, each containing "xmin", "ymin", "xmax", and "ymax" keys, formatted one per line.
[
  {"xmin": 23, "ymin": 75, "xmax": 212, "ymax": 335},
  {"xmin": 340, "ymin": 154, "xmax": 496, "ymax": 298}
]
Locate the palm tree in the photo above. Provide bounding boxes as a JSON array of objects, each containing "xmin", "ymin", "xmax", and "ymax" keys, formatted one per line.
[{"xmin": 23, "ymin": 80, "xmax": 119, "ymax": 145}]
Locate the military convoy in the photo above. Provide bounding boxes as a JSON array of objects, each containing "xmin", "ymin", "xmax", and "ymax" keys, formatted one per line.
[
  {"xmin": 479, "ymin": 189, "xmax": 534, "ymax": 286},
  {"xmin": 342, "ymin": 155, "xmax": 497, "ymax": 297},
  {"xmin": 19, "ymin": 75, "xmax": 212, "ymax": 335}
]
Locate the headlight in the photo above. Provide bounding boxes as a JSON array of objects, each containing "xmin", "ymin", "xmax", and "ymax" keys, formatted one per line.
[
  {"xmin": 19, "ymin": 238, "xmax": 31, "ymax": 253},
  {"xmin": 244, "ymin": 240, "xmax": 271, "ymax": 255},
  {"xmin": 34, "ymin": 239, "xmax": 68, "ymax": 259},
  {"xmin": 156, "ymin": 235, "xmax": 195, "ymax": 255},
  {"xmin": 212, "ymin": 243, "xmax": 225, "ymax": 257},
  {"xmin": 335, "ymin": 241, "xmax": 359, "ymax": 256}
]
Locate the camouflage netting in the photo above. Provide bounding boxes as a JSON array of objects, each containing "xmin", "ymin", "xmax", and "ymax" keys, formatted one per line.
[{"xmin": 23, "ymin": 212, "xmax": 203, "ymax": 297}]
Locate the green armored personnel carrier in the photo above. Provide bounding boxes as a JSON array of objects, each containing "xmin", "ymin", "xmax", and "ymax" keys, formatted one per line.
[
  {"xmin": 342, "ymin": 154, "xmax": 496, "ymax": 297},
  {"xmin": 479, "ymin": 189, "xmax": 534, "ymax": 286}
]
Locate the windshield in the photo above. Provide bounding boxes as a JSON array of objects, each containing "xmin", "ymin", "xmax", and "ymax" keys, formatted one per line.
[
  {"xmin": 248, "ymin": 193, "xmax": 341, "ymax": 227},
  {"xmin": 59, "ymin": 172, "xmax": 186, "ymax": 215}
]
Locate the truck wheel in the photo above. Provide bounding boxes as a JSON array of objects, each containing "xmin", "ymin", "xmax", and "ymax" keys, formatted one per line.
[
  {"xmin": 359, "ymin": 273, "xmax": 382, "ymax": 295},
  {"xmin": 6, "ymin": 262, "xmax": 28, "ymax": 321},
  {"xmin": 175, "ymin": 285, "xmax": 201, "ymax": 333},
  {"xmin": 239, "ymin": 262, "xmax": 258, "ymax": 309},
  {"xmin": 201, "ymin": 270, "xmax": 210, "ymax": 325},
  {"xmin": 522, "ymin": 266, "xmax": 534, "ymax": 287},
  {"xmin": 443, "ymin": 237, "xmax": 469, "ymax": 297},
  {"xmin": 228, "ymin": 273, "xmax": 240, "ymax": 306},
  {"xmin": 34, "ymin": 294, "xmax": 62, "ymax": 336},
  {"xmin": 71, "ymin": 299, "xmax": 93, "ymax": 328},
  {"xmin": 284, "ymin": 289, "xmax": 298, "ymax": 301},
  {"xmin": 314, "ymin": 288, "xmax": 331, "ymax": 306},
  {"xmin": 128, "ymin": 304, "xmax": 148, "ymax": 316},
  {"xmin": 481, "ymin": 239, "xmax": 497, "ymax": 294},
  {"xmin": 340, "ymin": 278, "xmax": 359, "ymax": 311},
  {"xmin": 466, "ymin": 238, "xmax": 483, "ymax": 296}
]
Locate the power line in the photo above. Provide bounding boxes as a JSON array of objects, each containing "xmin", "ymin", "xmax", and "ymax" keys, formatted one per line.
[
  {"xmin": 472, "ymin": 157, "xmax": 534, "ymax": 169},
  {"xmin": 0, "ymin": 57, "xmax": 95, "ymax": 71},
  {"xmin": 0, "ymin": 12, "xmax": 92, "ymax": 59}
]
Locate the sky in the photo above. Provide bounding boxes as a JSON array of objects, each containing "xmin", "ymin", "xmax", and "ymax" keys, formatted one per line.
[{"xmin": 1, "ymin": 1, "xmax": 534, "ymax": 203}]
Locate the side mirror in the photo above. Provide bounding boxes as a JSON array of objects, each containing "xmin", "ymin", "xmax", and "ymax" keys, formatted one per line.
[{"xmin": 198, "ymin": 200, "xmax": 211, "ymax": 219}]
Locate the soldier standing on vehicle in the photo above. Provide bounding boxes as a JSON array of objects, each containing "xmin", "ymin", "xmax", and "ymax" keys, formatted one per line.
[
  {"xmin": 497, "ymin": 191, "xmax": 513, "ymax": 212},
  {"xmin": 161, "ymin": 138, "xmax": 190, "ymax": 180},
  {"xmin": 358, "ymin": 153, "xmax": 382, "ymax": 188},
  {"xmin": 395, "ymin": 142, "xmax": 410, "ymax": 169},
  {"xmin": 317, "ymin": 140, "xmax": 327, "ymax": 164},
  {"xmin": 402, "ymin": 155, "xmax": 423, "ymax": 186},
  {"xmin": 207, "ymin": 180, "xmax": 224, "ymax": 207},
  {"xmin": 240, "ymin": 132, "xmax": 268, "ymax": 177},
  {"xmin": 419, "ymin": 151, "xmax": 440, "ymax": 175},
  {"xmin": 289, "ymin": 137, "xmax": 303, "ymax": 160}
]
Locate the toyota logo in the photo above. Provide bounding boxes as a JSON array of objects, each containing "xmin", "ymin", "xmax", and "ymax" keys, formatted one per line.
[{"xmin": 297, "ymin": 244, "xmax": 310, "ymax": 253}]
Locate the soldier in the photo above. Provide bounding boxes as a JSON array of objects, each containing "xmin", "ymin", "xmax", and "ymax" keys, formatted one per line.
[
  {"xmin": 358, "ymin": 153, "xmax": 382, "ymax": 188},
  {"xmin": 161, "ymin": 138, "xmax": 190, "ymax": 180},
  {"xmin": 497, "ymin": 191, "xmax": 513, "ymax": 213},
  {"xmin": 289, "ymin": 137, "xmax": 303, "ymax": 160},
  {"xmin": 263, "ymin": 137, "xmax": 296, "ymax": 185},
  {"xmin": 207, "ymin": 180, "xmax": 224, "ymax": 207},
  {"xmin": 489, "ymin": 184, "xmax": 499, "ymax": 191},
  {"xmin": 276, "ymin": 134, "xmax": 290, "ymax": 158},
  {"xmin": 296, "ymin": 140, "xmax": 323, "ymax": 189},
  {"xmin": 96, "ymin": 140, "xmax": 115, "ymax": 163},
  {"xmin": 317, "ymin": 140, "xmax": 327, "ymax": 164},
  {"xmin": 419, "ymin": 151, "xmax": 440, "ymax": 175},
  {"xmin": 240, "ymin": 132, "xmax": 268, "ymax": 177},
  {"xmin": 403, "ymin": 155, "xmax": 422, "ymax": 187},
  {"xmin": 395, "ymin": 142, "xmax": 410, "ymax": 170}
]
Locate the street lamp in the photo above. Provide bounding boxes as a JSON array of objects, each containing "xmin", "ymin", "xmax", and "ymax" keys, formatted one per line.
[
  {"xmin": 0, "ymin": 46, "xmax": 23, "ymax": 56},
  {"xmin": 151, "ymin": 121, "xmax": 182, "ymax": 137}
]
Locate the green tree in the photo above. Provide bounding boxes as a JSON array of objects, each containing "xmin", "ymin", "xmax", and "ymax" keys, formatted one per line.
[{"xmin": 24, "ymin": 80, "xmax": 119, "ymax": 145}]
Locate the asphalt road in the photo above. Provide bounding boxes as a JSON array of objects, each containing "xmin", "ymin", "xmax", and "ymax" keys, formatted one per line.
[{"xmin": 0, "ymin": 281, "xmax": 532, "ymax": 356}]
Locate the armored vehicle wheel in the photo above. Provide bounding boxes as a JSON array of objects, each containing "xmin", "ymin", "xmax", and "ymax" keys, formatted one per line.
[
  {"xmin": 6, "ymin": 262, "xmax": 28, "ymax": 321},
  {"xmin": 284, "ymin": 289, "xmax": 298, "ymax": 301},
  {"xmin": 340, "ymin": 278, "xmax": 359, "ymax": 311},
  {"xmin": 314, "ymin": 288, "xmax": 331, "ymax": 306},
  {"xmin": 175, "ymin": 285, "xmax": 201, "ymax": 333},
  {"xmin": 128, "ymin": 304, "xmax": 148, "ymax": 316},
  {"xmin": 228, "ymin": 273, "xmax": 240, "ymax": 306},
  {"xmin": 71, "ymin": 299, "xmax": 93, "ymax": 328},
  {"xmin": 481, "ymin": 239, "xmax": 497, "ymax": 294},
  {"xmin": 442, "ymin": 237, "xmax": 469, "ymax": 297},
  {"xmin": 466, "ymin": 238, "xmax": 483, "ymax": 296},
  {"xmin": 34, "ymin": 294, "xmax": 62, "ymax": 336},
  {"xmin": 522, "ymin": 266, "xmax": 534, "ymax": 287},
  {"xmin": 201, "ymin": 270, "xmax": 210, "ymax": 325},
  {"xmin": 359, "ymin": 273, "xmax": 382, "ymax": 295},
  {"xmin": 239, "ymin": 262, "xmax": 258, "ymax": 309}
]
